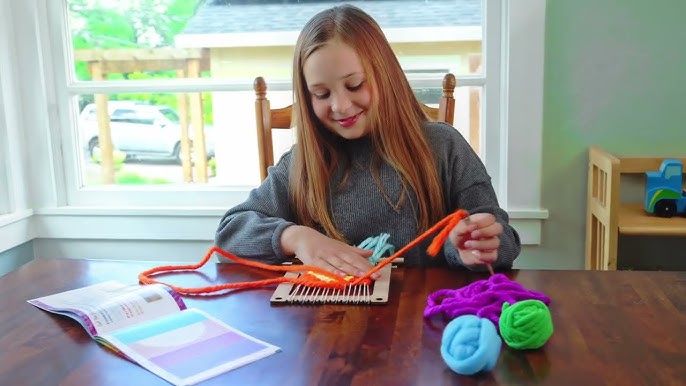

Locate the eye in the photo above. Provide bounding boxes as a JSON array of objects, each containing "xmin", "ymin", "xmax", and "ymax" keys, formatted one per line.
[
  {"xmin": 312, "ymin": 91, "xmax": 329, "ymax": 100},
  {"xmin": 347, "ymin": 82, "xmax": 364, "ymax": 91}
]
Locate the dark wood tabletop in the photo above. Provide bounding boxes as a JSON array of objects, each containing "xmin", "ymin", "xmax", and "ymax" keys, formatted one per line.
[{"xmin": 1, "ymin": 258, "xmax": 684, "ymax": 386}]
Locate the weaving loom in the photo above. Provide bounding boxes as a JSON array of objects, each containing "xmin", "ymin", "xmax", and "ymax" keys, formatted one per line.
[{"xmin": 270, "ymin": 260, "xmax": 393, "ymax": 304}]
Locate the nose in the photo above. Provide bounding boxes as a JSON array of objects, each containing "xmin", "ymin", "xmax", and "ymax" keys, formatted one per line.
[{"xmin": 330, "ymin": 92, "xmax": 352, "ymax": 114}]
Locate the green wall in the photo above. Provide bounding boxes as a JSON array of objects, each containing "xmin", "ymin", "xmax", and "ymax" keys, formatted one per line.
[{"xmin": 516, "ymin": 0, "xmax": 686, "ymax": 270}]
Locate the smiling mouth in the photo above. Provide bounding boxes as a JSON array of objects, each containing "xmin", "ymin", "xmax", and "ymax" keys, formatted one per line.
[{"xmin": 336, "ymin": 112, "xmax": 361, "ymax": 128}]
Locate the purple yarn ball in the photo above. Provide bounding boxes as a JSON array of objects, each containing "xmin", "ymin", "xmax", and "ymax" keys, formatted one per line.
[{"xmin": 424, "ymin": 274, "xmax": 551, "ymax": 329}]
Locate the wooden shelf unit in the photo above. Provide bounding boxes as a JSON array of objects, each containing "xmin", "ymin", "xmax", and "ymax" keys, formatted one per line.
[{"xmin": 585, "ymin": 146, "xmax": 686, "ymax": 270}]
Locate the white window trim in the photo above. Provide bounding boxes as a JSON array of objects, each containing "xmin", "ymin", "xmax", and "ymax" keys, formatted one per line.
[
  {"xmin": 499, "ymin": 0, "xmax": 548, "ymax": 223},
  {"xmin": 0, "ymin": 76, "xmax": 10, "ymax": 216},
  {"xmin": 0, "ymin": 0, "xmax": 34, "ymax": 253},
  {"xmin": 175, "ymin": 26, "xmax": 483, "ymax": 48},
  {"xmin": 0, "ymin": 0, "xmax": 13, "ymax": 217},
  {"xmin": 491, "ymin": 0, "xmax": 550, "ymax": 242},
  {"xmin": 2, "ymin": 0, "xmax": 547, "ymax": 258}
]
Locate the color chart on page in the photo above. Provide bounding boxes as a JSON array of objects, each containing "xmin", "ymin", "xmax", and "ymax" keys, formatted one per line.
[{"xmin": 103, "ymin": 308, "xmax": 280, "ymax": 385}]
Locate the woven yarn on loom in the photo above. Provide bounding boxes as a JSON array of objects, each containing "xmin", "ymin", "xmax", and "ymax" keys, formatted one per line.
[{"xmin": 424, "ymin": 273, "xmax": 550, "ymax": 329}]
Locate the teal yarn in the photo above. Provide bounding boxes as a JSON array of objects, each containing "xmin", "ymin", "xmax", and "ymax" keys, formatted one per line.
[
  {"xmin": 441, "ymin": 315, "xmax": 502, "ymax": 375},
  {"xmin": 499, "ymin": 299, "xmax": 554, "ymax": 350},
  {"xmin": 357, "ymin": 233, "xmax": 395, "ymax": 265}
]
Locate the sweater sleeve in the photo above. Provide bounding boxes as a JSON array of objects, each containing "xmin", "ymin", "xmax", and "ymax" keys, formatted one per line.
[
  {"xmin": 214, "ymin": 151, "xmax": 296, "ymax": 264},
  {"xmin": 425, "ymin": 122, "xmax": 522, "ymax": 270}
]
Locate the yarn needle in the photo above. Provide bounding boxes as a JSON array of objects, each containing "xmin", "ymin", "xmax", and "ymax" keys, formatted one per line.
[{"xmin": 486, "ymin": 263, "xmax": 494, "ymax": 276}]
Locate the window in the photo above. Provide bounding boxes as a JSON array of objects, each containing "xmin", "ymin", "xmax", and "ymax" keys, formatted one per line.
[
  {"xmin": 42, "ymin": 0, "xmax": 492, "ymax": 205},
  {"xmin": 15, "ymin": 0, "xmax": 545, "ymax": 244}
]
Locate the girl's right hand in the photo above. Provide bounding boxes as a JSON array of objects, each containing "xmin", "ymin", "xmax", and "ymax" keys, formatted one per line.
[{"xmin": 281, "ymin": 225, "xmax": 378, "ymax": 279}]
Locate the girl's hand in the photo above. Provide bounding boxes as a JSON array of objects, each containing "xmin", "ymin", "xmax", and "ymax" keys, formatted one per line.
[
  {"xmin": 448, "ymin": 213, "xmax": 502, "ymax": 267},
  {"xmin": 281, "ymin": 225, "xmax": 378, "ymax": 279}
]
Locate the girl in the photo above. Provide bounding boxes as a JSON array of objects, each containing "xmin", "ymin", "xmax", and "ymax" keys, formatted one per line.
[{"xmin": 215, "ymin": 5, "xmax": 520, "ymax": 279}]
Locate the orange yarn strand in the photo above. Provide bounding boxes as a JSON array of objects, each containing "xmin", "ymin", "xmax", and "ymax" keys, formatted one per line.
[
  {"xmin": 426, "ymin": 212, "xmax": 464, "ymax": 256},
  {"xmin": 138, "ymin": 209, "xmax": 469, "ymax": 295},
  {"xmin": 351, "ymin": 209, "xmax": 468, "ymax": 284},
  {"xmin": 138, "ymin": 246, "xmax": 351, "ymax": 295}
]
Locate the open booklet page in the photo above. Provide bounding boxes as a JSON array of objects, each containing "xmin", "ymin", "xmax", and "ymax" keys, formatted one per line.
[
  {"xmin": 28, "ymin": 281, "xmax": 281, "ymax": 385},
  {"xmin": 27, "ymin": 280, "xmax": 186, "ymax": 336},
  {"xmin": 100, "ymin": 308, "xmax": 281, "ymax": 386}
]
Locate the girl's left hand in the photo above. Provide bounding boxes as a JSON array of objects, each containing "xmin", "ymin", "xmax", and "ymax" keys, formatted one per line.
[{"xmin": 448, "ymin": 213, "xmax": 502, "ymax": 267}]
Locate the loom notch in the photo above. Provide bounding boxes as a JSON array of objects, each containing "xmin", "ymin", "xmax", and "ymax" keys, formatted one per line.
[{"xmin": 270, "ymin": 263, "xmax": 392, "ymax": 304}]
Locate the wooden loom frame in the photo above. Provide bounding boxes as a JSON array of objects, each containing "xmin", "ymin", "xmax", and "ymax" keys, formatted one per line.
[{"xmin": 270, "ymin": 263, "xmax": 393, "ymax": 304}]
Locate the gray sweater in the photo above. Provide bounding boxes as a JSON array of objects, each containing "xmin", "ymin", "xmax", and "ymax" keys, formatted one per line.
[{"xmin": 215, "ymin": 121, "xmax": 521, "ymax": 269}]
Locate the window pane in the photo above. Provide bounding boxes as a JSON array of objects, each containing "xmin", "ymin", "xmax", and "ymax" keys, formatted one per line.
[
  {"xmin": 66, "ymin": 0, "xmax": 485, "ymax": 188},
  {"xmin": 413, "ymin": 84, "xmax": 482, "ymax": 155},
  {"xmin": 463, "ymin": 85, "xmax": 482, "ymax": 154},
  {"xmin": 67, "ymin": 0, "xmax": 483, "ymax": 82},
  {"xmin": 75, "ymin": 93, "xmax": 216, "ymax": 186},
  {"xmin": 73, "ymin": 83, "xmax": 482, "ymax": 187}
]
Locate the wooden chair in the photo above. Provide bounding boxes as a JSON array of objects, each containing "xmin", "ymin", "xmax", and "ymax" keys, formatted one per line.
[{"xmin": 254, "ymin": 73, "xmax": 456, "ymax": 181}]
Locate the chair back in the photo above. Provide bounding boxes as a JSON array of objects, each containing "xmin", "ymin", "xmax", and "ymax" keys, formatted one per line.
[{"xmin": 254, "ymin": 73, "xmax": 456, "ymax": 181}]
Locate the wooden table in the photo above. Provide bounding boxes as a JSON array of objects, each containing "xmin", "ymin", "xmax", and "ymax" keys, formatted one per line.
[{"xmin": 1, "ymin": 259, "xmax": 684, "ymax": 386}]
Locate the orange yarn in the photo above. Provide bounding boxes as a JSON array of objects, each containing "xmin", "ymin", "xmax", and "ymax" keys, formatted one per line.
[{"xmin": 138, "ymin": 209, "xmax": 469, "ymax": 295}]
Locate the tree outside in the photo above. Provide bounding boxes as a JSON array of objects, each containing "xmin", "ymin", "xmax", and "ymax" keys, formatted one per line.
[{"xmin": 68, "ymin": 0, "xmax": 216, "ymax": 186}]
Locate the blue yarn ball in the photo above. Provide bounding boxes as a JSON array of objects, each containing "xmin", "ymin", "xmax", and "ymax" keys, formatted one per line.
[{"xmin": 441, "ymin": 315, "xmax": 502, "ymax": 375}]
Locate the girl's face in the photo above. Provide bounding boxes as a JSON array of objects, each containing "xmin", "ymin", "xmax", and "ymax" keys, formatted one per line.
[{"xmin": 303, "ymin": 40, "xmax": 373, "ymax": 140}]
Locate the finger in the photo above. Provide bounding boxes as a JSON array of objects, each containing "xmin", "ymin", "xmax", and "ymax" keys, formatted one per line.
[
  {"xmin": 351, "ymin": 247, "xmax": 374, "ymax": 257},
  {"xmin": 469, "ymin": 222, "xmax": 503, "ymax": 239},
  {"xmin": 458, "ymin": 250, "xmax": 485, "ymax": 266},
  {"xmin": 305, "ymin": 257, "xmax": 346, "ymax": 277},
  {"xmin": 466, "ymin": 212, "xmax": 495, "ymax": 223},
  {"xmin": 341, "ymin": 252, "xmax": 375, "ymax": 274},
  {"xmin": 471, "ymin": 249, "xmax": 497, "ymax": 264},
  {"xmin": 460, "ymin": 216, "xmax": 479, "ymax": 234},
  {"xmin": 326, "ymin": 258, "xmax": 358, "ymax": 277},
  {"xmin": 464, "ymin": 213, "xmax": 496, "ymax": 231},
  {"xmin": 463, "ymin": 236, "xmax": 500, "ymax": 251},
  {"xmin": 327, "ymin": 254, "xmax": 372, "ymax": 277},
  {"xmin": 449, "ymin": 216, "xmax": 477, "ymax": 237},
  {"xmin": 340, "ymin": 251, "xmax": 382, "ymax": 280},
  {"xmin": 327, "ymin": 266, "xmax": 347, "ymax": 277},
  {"xmin": 449, "ymin": 218, "xmax": 478, "ymax": 247}
]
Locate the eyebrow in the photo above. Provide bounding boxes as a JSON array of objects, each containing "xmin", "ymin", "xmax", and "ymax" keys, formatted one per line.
[{"xmin": 307, "ymin": 72, "xmax": 362, "ymax": 89}]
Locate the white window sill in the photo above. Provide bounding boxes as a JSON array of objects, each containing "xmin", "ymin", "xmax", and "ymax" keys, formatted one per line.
[
  {"xmin": 507, "ymin": 208, "xmax": 549, "ymax": 245},
  {"xmin": 0, "ymin": 209, "xmax": 35, "ymax": 253}
]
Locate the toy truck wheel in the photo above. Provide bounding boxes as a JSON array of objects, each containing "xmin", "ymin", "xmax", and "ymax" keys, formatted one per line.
[{"xmin": 654, "ymin": 199, "xmax": 677, "ymax": 218}]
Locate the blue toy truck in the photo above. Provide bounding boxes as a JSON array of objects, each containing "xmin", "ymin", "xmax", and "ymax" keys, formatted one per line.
[{"xmin": 644, "ymin": 159, "xmax": 686, "ymax": 217}]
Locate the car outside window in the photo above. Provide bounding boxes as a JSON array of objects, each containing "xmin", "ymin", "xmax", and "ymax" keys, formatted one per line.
[{"xmin": 79, "ymin": 102, "xmax": 215, "ymax": 165}]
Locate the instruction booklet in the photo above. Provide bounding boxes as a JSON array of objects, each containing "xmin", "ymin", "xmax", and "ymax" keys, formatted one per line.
[{"xmin": 28, "ymin": 280, "xmax": 281, "ymax": 385}]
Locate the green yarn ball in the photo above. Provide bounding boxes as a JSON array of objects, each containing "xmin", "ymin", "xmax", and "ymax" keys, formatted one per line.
[{"xmin": 499, "ymin": 299, "xmax": 553, "ymax": 349}]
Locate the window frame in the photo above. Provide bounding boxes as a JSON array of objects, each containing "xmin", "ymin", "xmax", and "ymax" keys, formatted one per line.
[
  {"xmin": 0, "ymin": 3, "xmax": 12, "ymax": 217},
  {"xmin": 47, "ymin": 0, "xmax": 499, "ymax": 206},
  {"xmin": 13, "ymin": 0, "xmax": 547, "ymax": 246},
  {"xmin": 0, "ymin": 71, "xmax": 10, "ymax": 217},
  {"xmin": 0, "ymin": 0, "xmax": 35, "ymax": 254}
]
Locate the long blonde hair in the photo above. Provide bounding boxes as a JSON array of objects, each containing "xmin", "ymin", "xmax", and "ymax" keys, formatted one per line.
[{"xmin": 290, "ymin": 4, "xmax": 445, "ymax": 240}]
